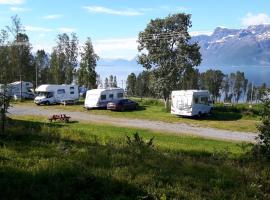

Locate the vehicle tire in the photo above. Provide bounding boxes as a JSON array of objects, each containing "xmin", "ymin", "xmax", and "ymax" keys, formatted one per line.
[
  {"xmin": 45, "ymin": 101, "xmax": 50, "ymax": 106},
  {"xmin": 121, "ymin": 107, "xmax": 125, "ymax": 112},
  {"xmin": 198, "ymin": 111, "xmax": 202, "ymax": 118}
]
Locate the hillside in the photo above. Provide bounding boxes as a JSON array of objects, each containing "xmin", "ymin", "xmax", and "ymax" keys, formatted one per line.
[{"xmin": 192, "ymin": 24, "xmax": 270, "ymax": 66}]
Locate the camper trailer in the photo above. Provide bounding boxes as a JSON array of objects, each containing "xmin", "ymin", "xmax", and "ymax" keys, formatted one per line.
[
  {"xmin": 171, "ymin": 90, "xmax": 213, "ymax": 117},
  {"xmin": 9, "ymin": 81, "xmax": 34, "ymax": 100},
  {"xmin": 34, "ymin": 84, "xmax": 79, "ymax": 105},
  {"xmin": 84, "ymin": 88, "xmax": 124, "ymax": 109}
]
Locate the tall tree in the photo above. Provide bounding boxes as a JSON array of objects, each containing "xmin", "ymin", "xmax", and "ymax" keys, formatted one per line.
[
  {"xmin": 50, "ymin": 49, "xmax": 62, "ymax": 84},
  {"xmin": 222, "ymin": 74, "xmax": 230, "ymax": 102},
  {"xmin": 258, "ymin": 83, "xmax": 267, "ymax": 101},
  {"xmin": 52, "ymin": 33, "xmax": 79, "ymax": 84},
  {"xmin": 200, "ymin": 69, "xmax": 224, "ymax": 101},
  {"xmin": 0, "ymin": 29, "xmax": 11, "ymax": 83},
  {"xmin": 113, "ymin": 76, "xmax": 117, "ymax": 87},
  {"xmin": 181, "ymin": 68, "xmax": 199, "ymax": 90},
  {"xmin": 7, "ymin": 15, "xmax": 34, "ymax": 83},
  {"xmin": 109, "ymin": 75, "xmax": 114, "ymax": 88},
  {"xmin": 233, "ymin": 71, "xmax": 247, "ymax": 103},
  {"xmin": 96, "ymin": 74, "xmax": 103, "ymax": 88},
  {"xmin": 77, "ymin": 38, "xmax": 99, "ymax": 88},
  {"xmin": 246, "ymin": 82, "xmax": 253, "ymax": 103},
  {"xmin": 126, "ymin": 73, "xmax": 137, "ymax": 96},
  {"xmin": 104, "ymin": 78, "xmax": 109, "ymax": 88},
  {"xmin": 136, "ymin": 71, "xmax": 151, "ymax": 99},
  {"xmin": 35, "ymin": 49, "xmax": 50, "ymax": 86},
  {"xmin": 138, "ymin": 13, "xmax": 201, "ymax": 108},
  {"xmin": 16, "ymin": 33, "xmax": 35, "ymax": 83}
]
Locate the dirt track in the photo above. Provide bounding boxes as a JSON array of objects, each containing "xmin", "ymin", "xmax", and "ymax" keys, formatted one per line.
[{"xmin": 9, "ymin": 104, "xmax": 257, "ymax": 143}]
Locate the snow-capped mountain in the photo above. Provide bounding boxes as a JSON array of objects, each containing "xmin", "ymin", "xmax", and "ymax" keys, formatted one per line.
[{"xmin": 192, "ymin": 24, "xmax": 270, "ymax": 66}]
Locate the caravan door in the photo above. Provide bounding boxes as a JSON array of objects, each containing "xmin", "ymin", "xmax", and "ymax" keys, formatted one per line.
[{"xmin": 55, "ymin": 89, "xmax": 66, "ymax": 102}]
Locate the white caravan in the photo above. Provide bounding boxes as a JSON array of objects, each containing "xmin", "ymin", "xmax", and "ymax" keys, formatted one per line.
[
  {"xmin": 8, "ymin": 81, "xmax": 34, "ymax": 100},
  {"xmin": 84, "ymin": 88, "xmax": 124, "ymax": 109},
  {"xmin": 34, "ymin": 84, "xmax": 79, "ymax": 105},
  {"xmin": 171, "ymin": 90, "xmax": 213, "ymax": 117}
]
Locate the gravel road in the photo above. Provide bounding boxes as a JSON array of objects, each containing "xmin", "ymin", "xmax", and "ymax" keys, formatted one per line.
[{"xmin": 9, "ymin": 105, "xmax": 257, "ymax": 143}]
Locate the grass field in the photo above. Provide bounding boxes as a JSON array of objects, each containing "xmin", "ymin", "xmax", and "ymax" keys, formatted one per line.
[
  {"xmin": 0, "ymin": 115, "xmax": 269, "ymax": 199},
  {"xmin": 14, "ymin": 98, "xmax": 261, "ymax": 133}
]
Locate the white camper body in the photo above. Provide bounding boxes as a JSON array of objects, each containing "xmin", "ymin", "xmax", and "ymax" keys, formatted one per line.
[
  {"xmin": 84, "ymin": 88, "xmax": 124, "ymax": 109},
  {"xmin": 34, "ymin": 84, "xmax": 79, "ymax": 105},
  {"xmin": 171, "ymin": 90, "xmax": 212, "ymax": 117},
  {"xmin": 7, "ymin": 81, "xmax": 34, "ymax": 100}
]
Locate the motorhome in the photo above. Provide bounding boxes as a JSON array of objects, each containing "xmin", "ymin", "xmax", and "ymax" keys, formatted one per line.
[
  {"xmin": 7, "ymin": 81, "xmax": 34, "ymax": 100},
  {"xmin": 34, "ymin": 84, "xmax": 79, "ymax": 105},
  {"xmin": 171, "ymin": 90, "xmax": 213, "ymax": 117},
  {"xmin": 84, "ymin": 88, "xmax": 124, "ymax": 109}
]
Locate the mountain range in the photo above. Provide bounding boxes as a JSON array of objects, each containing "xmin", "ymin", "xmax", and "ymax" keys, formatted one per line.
[
  {"xmin": 192, "ymin": 24, "xmax": 270, "ymax": 66},
  {"xmin": 96, "ymin": 24, "xmax": 270, "ymax": 85}
]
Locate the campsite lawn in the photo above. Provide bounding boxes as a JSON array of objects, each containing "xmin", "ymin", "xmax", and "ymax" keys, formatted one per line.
[
  {"xmin": 0, "ymin": 115, "xmax": 269, "ymax": 199},
  {"xmin": 14, "ymin": 98, "xmax": 261, "ymax": 133}
]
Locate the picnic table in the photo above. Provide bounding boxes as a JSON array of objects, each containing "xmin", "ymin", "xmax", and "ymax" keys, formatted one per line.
[{"xmin": 48, "ymin": 114, "xmax": 71, "ymax": 123}]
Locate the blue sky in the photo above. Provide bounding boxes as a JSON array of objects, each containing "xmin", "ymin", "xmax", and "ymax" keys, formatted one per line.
[{"xmin": 1, "ymin": 0, "xmax": 270, "ymax": 59}]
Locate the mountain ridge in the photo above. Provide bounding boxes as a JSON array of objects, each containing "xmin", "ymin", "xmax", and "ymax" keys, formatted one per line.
[{"xmin": 192, "ymin": 24, "xmax": 270, "ymax": 66}]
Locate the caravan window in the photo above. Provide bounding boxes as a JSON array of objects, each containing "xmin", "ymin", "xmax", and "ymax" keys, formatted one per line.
[
  {"xmin": 109, "ymin": 94, "xmax": 114, "ymax": 99},
  {"xmin": 200, "ymin": 97, "xmax": 209, "ymax": 105},
  {"xmin": 70, "ymin": 86, "xmax": 75, "ymax": 90},
  {"xmin": 117, "ymin": 93, "xmax": 123, "ymax": 98},
  {"xmin": 57, "ymin": 89, "xmax": 65, "ymax": 94},
  {"xmin": 47, "ymin": 92, "xmax": 53, "ymax": 98},
  {"xmin": 194, "ymin": 97, "xmax": 199, "ymax": 104},
  {"xmin": 101, "ymin": 94, "xmax": 106, "ymax": 100},
  {"xmin": 70, "ymin": 91, "xmax": 74, "ymax": 94}
]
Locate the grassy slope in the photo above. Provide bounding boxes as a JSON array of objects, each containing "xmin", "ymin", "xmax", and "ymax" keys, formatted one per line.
[
  {"xmin": 0, "ymin": 115, "xmax": 269, "ymax": 199},
  {"xmin": 15, "ymin": 99, "xmax": 260, "ymax": 133}
]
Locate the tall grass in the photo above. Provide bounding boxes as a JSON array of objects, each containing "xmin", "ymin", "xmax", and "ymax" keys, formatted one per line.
[{"xmin": 0, "ymin": 116, "xmax": 269, "ymax": 199}]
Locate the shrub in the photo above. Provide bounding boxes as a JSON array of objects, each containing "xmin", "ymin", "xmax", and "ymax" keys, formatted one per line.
[
  {"xmin": 253, "ymin": 98, "xmax": 270, "ymax": 160},
  {"xmin": 126, "ymin": 132, "xmax": 154, "ymax": 148}
]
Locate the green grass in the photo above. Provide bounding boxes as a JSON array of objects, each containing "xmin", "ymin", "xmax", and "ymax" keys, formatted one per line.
[
  {"xmin": 15, "ymin": 98, "xmax": 260, "ymax": 133},
  {"xmin": 0, "ymin": 115, "xmax": 269, "ymax": 199}
]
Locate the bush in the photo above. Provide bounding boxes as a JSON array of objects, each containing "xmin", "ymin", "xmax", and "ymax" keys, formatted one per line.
[
  {"xmin": 252, "ymin": 98, "xmax": 270, "ymax": 160},
  {"xmin": 126, "ymin": 132, "xmax": 154, "ymax": 148}
]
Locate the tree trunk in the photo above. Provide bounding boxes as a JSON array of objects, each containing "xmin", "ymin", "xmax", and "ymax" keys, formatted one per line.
[
  {"xmin": 1, "ymin": 109, "xmax": 5, "ymax": 134},
  {"xmin": 163, "ymin": 98, "xmax": 169, "ymax": 111}
]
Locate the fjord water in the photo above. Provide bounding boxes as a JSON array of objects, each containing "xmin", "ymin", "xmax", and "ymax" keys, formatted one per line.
[
  {"xmin": 96, "ymin": 58, "xmax": 270, "ymax": 87},
  {"xmin": 199, "ymin": 65, "xmax": 270, "ymax": 86}
]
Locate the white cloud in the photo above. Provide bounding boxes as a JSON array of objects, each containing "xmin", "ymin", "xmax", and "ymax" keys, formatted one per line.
[
  {"xmin": 83, "ymin": 6, "xmax": 143, "ymax": 16},
  {"xmin": 58, "ymin": 27, "xmax": 76, "ymax": 33},
  {"xmin": 175, "ymin": 6, "xmax": 188, "ymax": 12},
  {"xmin": 0, "ymin": 0, "xmax": 24, "ymax": 5},
  {"xmin": 241, "ymin": 13, "xmax": 270, "ymax": 26},
  {"xmin": 159, "ymin": 5, "xmax": 188, "ymax": 12},
  {"xmin": 93, "ymin": 37, "xmax": 138, "ymax": 60},
  {"xmin": 10, "ymin": 6, "xmax": 30, "ymax": 12},
  {"xmin": 25, "ymin": 25, "xmax": 52, "ymax": 32},
  {"xmin": 190, "ymin": 30, "xmax": 213, "ymax": 36},
  {"xmin": 43, "ymin": 14, "xmax": 62, "ymax": 20}
]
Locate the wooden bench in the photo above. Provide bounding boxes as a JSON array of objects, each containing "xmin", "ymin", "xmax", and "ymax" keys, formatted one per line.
[
  {"xmin": 223, "ymin": 102, "xmax": 233, "ymax": 107},
  {"xmin": 48, "ymin": 114, "xmax": 71, "ymax": 123}
]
